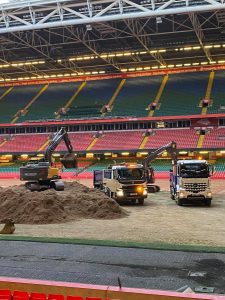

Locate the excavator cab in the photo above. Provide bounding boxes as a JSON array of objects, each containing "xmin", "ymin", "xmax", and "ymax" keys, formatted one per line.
[
  {"xmin": 61, "ymin": 153, "xmax": 78, "ymax": 169},
  {"xmin": 20, "ymin": 127, "xmax": 78, "ymax": 191}
]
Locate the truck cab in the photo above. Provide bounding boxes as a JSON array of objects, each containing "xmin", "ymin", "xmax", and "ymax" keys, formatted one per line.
[
  {"xmin": 170, "ymin": 159, "xmax": 213, "ymax": 206},
  {"xmin": 94, "ymin": 163, "xmax": 148, "ymax": 205}
]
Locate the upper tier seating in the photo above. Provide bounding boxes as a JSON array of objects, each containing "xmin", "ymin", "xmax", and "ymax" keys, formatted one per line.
[
  {"xmin": 154, "ymin": 72, "xmax": 208, "ymax": 117},
  {"xmin": 144, "ymin": 128, "xmax": 198, "ymax": 149},
  {"xmin": 64, "ymin": 79, "xmax": 120, "ymax": 118},
  {"xmin": 202, "ymin": 127, "xmax": 225, "ymax": 148},
  {"xmin": 109, "ymin": 76, "xmax": 161, "ymax": 117},
  {"xmin": 208, "ymin": 71, "xmax": 225, "ymax": 114},
  {"xmin": 22, "ymin": 83, "xmax": 80, "ymax": 121},
  {"xmin": 0, "ymin": 85, "xmax": 43, "ymax": 123},
  {"xmin": 92, "ymin": 131, "xmax": 143, "ymax": 150},
  {"xmin": 2, "ymin": 71, "xmax": 225, "ymax": 123}
]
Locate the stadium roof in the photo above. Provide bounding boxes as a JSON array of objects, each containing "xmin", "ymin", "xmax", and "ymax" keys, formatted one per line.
[{"xmin": 0, "ymin": 0, "xmax": 225, "ymax": 80}]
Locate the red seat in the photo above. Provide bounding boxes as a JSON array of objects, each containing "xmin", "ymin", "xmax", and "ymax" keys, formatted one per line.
[
  {"xmin": 48, "ymin": 295, "xmax": 64, "ymax": 300},
  {"xmin": 66, "ymin": 296, "xmax": 83, "ymax": 300},
  {"xmin": 13, "ymin": 291, "xmax": 29, "ymax": 300},
  {"xmin": 30, "ymin": 293, "xmax": 46, "ymax": 300},
  {"xmin": 0, "ymin": 290, "xmax": 11, "ymax": 300},
  {"xmin": 66, "ymin": 297, "xmax": 83, "ymax": 300}
]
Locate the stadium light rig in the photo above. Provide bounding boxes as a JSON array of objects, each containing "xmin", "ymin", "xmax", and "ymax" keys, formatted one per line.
[
  {"xmin": 1, "ymin": 58, "xmax": 225, "ymax": 83},
  {"xmin": 63, "ymin": 42, "xmax": 225, "ymax": 63},
  {"xmin": 1, "ymin": 42, "xmax": 225, "ymax": 71},
  {"xmin": 0, "ymin": 60, "xmax": 45, "ymax": 68},
  {"xmin": 119, "ymin": 59, "xmax": 225, "ymax": 72}
]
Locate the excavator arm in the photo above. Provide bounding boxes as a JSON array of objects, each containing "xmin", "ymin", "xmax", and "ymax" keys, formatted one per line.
[
  {"xmin": 44, "ymin": 127, "xmax": 77, "ymax": 168},
  {"xmin": 142, "ymin": 141, "xmax": 177, "ymax": 169}
]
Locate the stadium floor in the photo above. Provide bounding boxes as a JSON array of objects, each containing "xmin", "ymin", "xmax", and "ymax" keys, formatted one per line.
[{"xmin": 0, "ymin": 179, "xmax": 225, "ymax": 249}]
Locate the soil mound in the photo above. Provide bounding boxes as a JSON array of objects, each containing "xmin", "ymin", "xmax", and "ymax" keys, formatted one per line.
[{"xmin": 0, "ymin": 181, "xmax": 127, "ymax": 224}]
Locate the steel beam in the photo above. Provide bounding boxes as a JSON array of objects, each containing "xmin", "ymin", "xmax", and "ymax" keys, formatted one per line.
[
  {"xmin": 125, "ymin": 19, "xmax": 166, "ymax": 66},
  {"xmin": 0, "ymin": 0, "xmax": 224, "ymax": 33},
  {"xmin": 189, "ymin": 12, "xmax": 212, "ymax": 62}
]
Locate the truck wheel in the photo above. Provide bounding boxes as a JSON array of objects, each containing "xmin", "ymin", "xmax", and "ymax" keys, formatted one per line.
[
  {"xmin": 177, "ymin": 198, "xmax": 183, "ymax": 206},
  {"xmin": 53, "ymin": 181, "xmax": 64, "ymax": 191},
  {"xmin": 155, "ymin": 186, "xmax": 160, "ymax": 192},
  {"xmin": 147, "ymin": 186, "xmax": 156, "ymax": 193},
  {"xmin": 204, "ymin": 199, "xmax": 212, "ymax": 206},
  {"xmin": 28, "ymin": 183, "xmax": 41, "ymax": 192},
  {"xmin": 138, "ymin": 198, "xmax": 144, "ymax": 205}
]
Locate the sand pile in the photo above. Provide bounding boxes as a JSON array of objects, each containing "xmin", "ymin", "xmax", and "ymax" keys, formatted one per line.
[{"xmin": 0, "ymin": 181, "xmax": 127, "ymax": 224}]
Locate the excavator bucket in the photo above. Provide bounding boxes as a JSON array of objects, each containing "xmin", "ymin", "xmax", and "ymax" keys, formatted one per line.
[{"xmin": 61, "ymin": 153, "xmax": 78, "ymax": 169}]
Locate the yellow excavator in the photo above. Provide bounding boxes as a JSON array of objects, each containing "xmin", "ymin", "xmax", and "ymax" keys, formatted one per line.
[{"xmin": 20, "ymin": 127, "xmax": 77, "ymax": 191}]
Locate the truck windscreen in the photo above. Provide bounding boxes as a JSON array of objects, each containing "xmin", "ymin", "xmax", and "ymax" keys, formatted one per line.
[
  {"xmin": 118, "ymin": 168, "xmax": 144, "ymax": 180},
  {"xmin": 180, "ymin": 163, "xmax": 209, "ymax": 178}
]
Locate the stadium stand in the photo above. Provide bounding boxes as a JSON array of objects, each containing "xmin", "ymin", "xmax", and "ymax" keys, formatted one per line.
[
  {"xmin": 0, "ymin": 71, "xmax": 224, "ymax": 122},
  {"xmin": 0, "ymin": 288, "xmax": 119, "ymax": 300},
  {"xmin": 202, "ymin": 127, "xmax": 225, "ymax": 148},
  {"xmin": 0, "ymin": 85, "xmax": 43, "ymax": 123},
  {"xmin": 149, "ymin": 159, "xmax": 171, "ymax": 178},
  {"xmin": 214, "ymin": 158, "xmax": 225, "ymax": 177},
  {"xmin": 20, "ymin": 83, "xmax": 80, "ymax": 121},
  {"xmin": 0, "ymin": 87, "xmax": 13, "ymax": 102},
  {"xmin": 0, "ymin": 164, "xmax": 20, "ymax": 178},
  {"xmin": 53, "ymin": 132, "xmax": 95, "ymax": 151},
  {"xmin": 154, "ymin": 72, "xmax": 208, "ymax": 117},
  {"xmin": 108, "ymin": 76, "xmax": 162, "ymax": 117},
  {"xmin": 143, "ymin": 128, "xmax": 198, "ymax": 149},
  {"xmin": 0, "ymin": 134, "xmax": 48, "ymax": 152},
  {"xmin": 208, "ymin": 71, "xmax": 225, "ymax": 114},
  {"xmin": 91, "ymin": 131, "xmax": 143, "ymax": 150},
  {"xmin": 64, "ymin": 79, "xmax": 121, "ymax": 118},
  {"xmin": 0, "ymin": 127, "xmax": 224, "ymax": 154}
]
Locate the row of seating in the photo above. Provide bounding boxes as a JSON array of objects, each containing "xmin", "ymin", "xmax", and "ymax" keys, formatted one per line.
[
  {"xmin": 0, "ymin": 159, "xmax": 225, "ymax": 178},
  {"xmin": 0, "ymin": 289, "xmax": 118, "ymax": 300},
  {"xmin": 203, "ymin": 127, "xmax": 225, "ymax": 148},
  {"xmin": 0, "ymin": 128, "xmax": 224, "ymax": 152},
  {"xmin": 0, "ymin": 71, "xmax": 225, "ymax": 122}
]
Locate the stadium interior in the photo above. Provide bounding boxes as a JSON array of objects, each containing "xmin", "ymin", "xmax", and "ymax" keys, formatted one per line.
[
  {"xmin": 1, "ymin": 1, "xmax": 225, "ymax": 299},
  {"xmin": 0, "ymin": 1, "xmax": 224, "ymax": 178}
]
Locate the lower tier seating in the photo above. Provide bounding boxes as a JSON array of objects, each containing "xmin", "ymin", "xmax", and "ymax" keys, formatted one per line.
[
  {"xmin": 0, "ymin": 289, "xmax": 119, "ymax": 300},
  {"xmin": 0, "ymin": 157, "xmax": 225, "ymax": 179}
]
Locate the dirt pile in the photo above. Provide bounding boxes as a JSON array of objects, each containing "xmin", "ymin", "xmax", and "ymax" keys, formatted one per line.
[{"xmin": 0, "ymin": 181, "xmax": 127, "ymax": 224}]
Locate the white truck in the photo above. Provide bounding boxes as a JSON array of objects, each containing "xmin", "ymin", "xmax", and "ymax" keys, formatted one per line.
[
  {"xmin": 93, "ymin": 163, "xmax": 148, "ymax": 205},
  {"xmin": 170, "ymin": 159, "xmax": 213, "ymax": 206}
]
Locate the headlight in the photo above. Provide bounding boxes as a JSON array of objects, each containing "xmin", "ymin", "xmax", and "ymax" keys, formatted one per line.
[
  {"xmin": 117, "ymin": 190, "xmax": 124, "ymax": 197},
  {"xmin": 207, "ymin": 192, "xmax": 212, "ymax": 198},
  {"xmin": 137, "ymin": 186, "xmax": 143, "ymax": 193},
  {"xmin": 180, "ymin": 192, "xmax": 184, "ymax": 198},
  {"xmin": 143, "ymin": 189, "xmax": 148, "ymax": 196}
]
